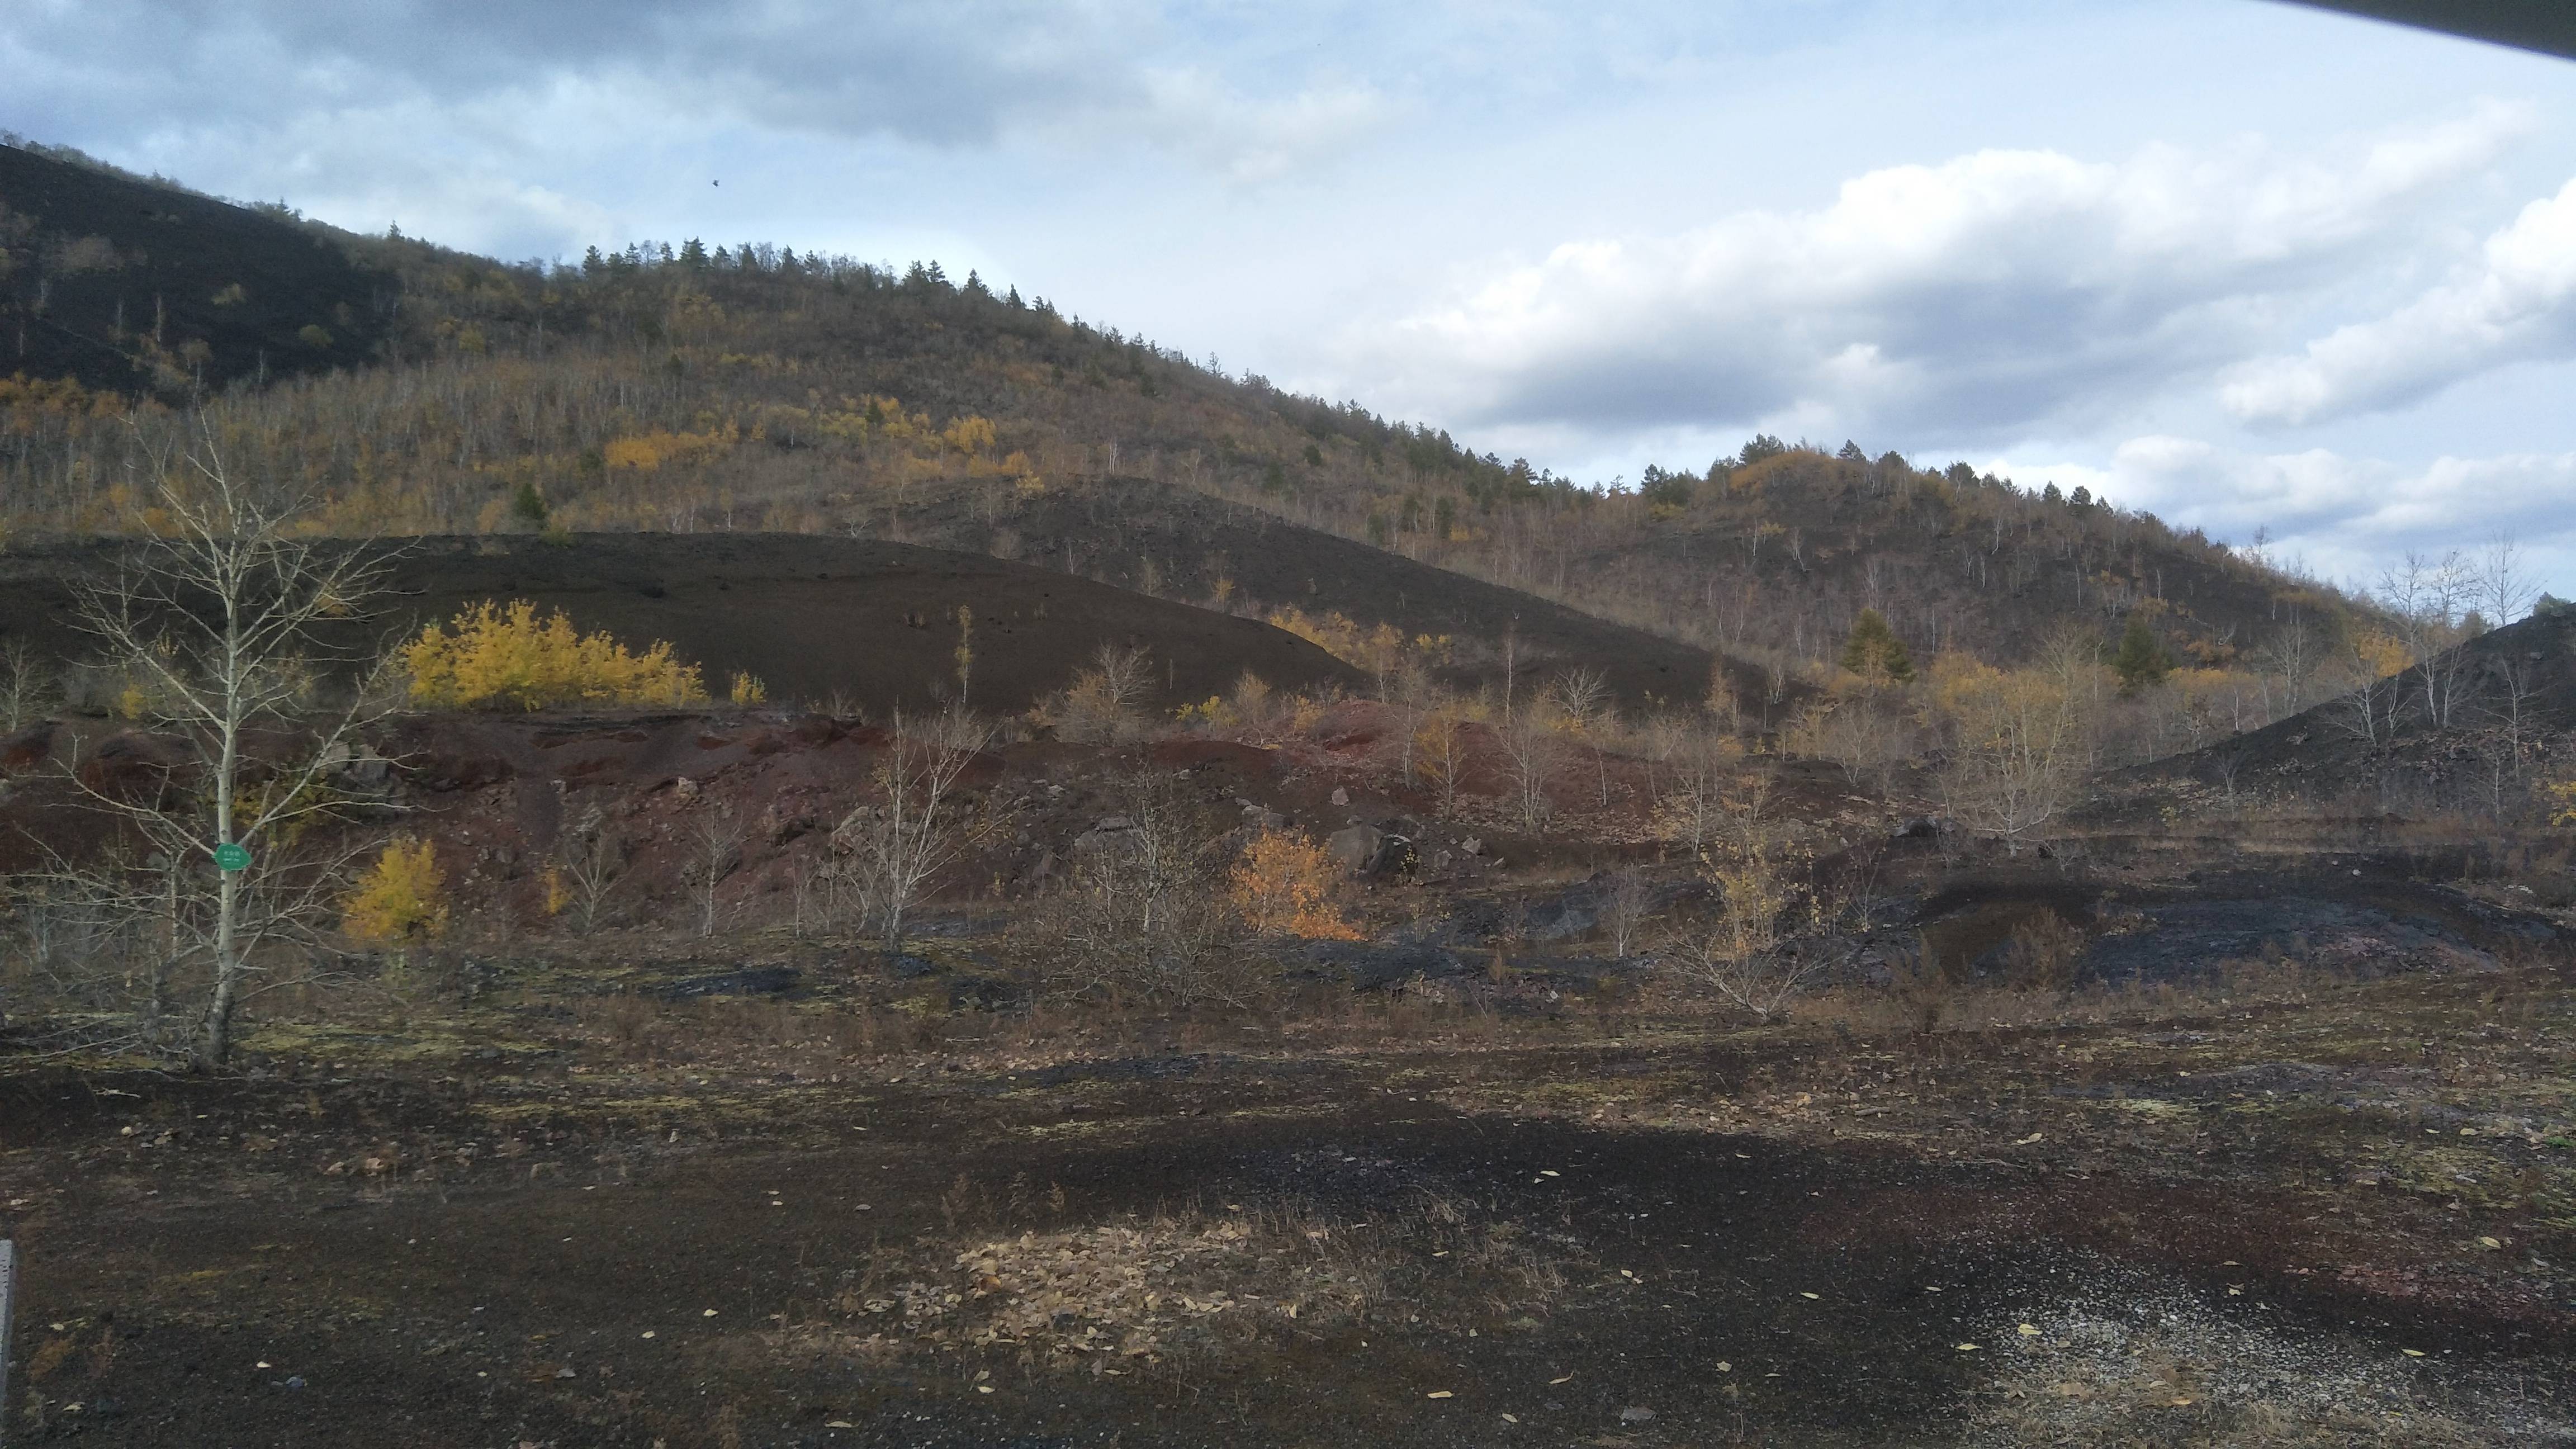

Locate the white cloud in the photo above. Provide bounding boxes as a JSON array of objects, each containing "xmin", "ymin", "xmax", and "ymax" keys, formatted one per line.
[
  {"xmin": 2220, "ymin": 173, "xmax": 2576, "ymax": 425},
  {"xmin": 1995, "ymin": 435, "xmax": 2576, "ymax": 586},
  {"xmin": 1360, "ymin": 107, "xmax": 2531, "ymax": 443}
]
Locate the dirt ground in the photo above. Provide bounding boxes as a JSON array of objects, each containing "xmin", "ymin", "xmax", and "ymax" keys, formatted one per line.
[{"xmin": 4, "ymin": 939, "xmax": 2572, "ymax": 1448}]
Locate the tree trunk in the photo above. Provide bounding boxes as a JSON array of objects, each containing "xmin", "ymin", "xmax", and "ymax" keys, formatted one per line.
[{"xmin": 201, "ymin": 865, "xmax": 241, "ymax": 1067}]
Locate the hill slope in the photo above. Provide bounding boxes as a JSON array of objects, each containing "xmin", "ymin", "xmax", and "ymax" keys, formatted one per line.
[
  {"xmin": 0, "ymin": 136, "xmax": 2369, "ymax": 727},
  {"xmin": 0, "ymin": 140, "xmax": 392, "ymax": 392},
  {"xmin": 0, "ymin": 532, "xmax": 1362, "ymax": 715}
]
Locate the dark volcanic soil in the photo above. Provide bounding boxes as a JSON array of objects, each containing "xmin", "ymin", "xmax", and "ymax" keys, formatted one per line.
[
  {"xmin": 0, "ymin": 532, "xmax": 1364, "ymax": 714},
  {"xmin": 3, "ymin": 973, "xmax": 2571, "ymax": 1447},
  {"xmin": 899, "ymin": 476, "xmax": 1755, "ymax": 711}
]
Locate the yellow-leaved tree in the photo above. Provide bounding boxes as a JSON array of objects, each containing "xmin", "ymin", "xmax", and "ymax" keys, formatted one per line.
[
  {"xmin": 405, "ymin": 600, "xmax": 708, "ymax": 709},
  {"xmin": 344, "ymin": 839, "xmax": 449, "ymax": 943},
  {"xmin": 1230, "ymin": 828, "xmax": 1361, "ymax": 940}
]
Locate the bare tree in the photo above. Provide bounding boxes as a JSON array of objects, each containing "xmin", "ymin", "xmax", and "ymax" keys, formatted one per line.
[
  {"xmin": 833, "ymin": 705, "xmax": 988, "ymax": 951},
  {"xmin": 1597, "ymin": 867, "xmax": 1655, "ymax": 960},
  {"xmin": 1650, "ymin": 718, "xmax": 1735, "ymax": 858},
  {"xmin": 1498, "ymin": 700, "xmax": 1560, "ymax": 834},
  {"xmin": 2476, "ymin": 533, "xmax": 2538, "ymax": 628},
  {"xmin": 1413, "ymin": 705, "xmax": 1469, "ymax": 817},
  {"xmin": 685, "ymin": 806, "xmax": 749, "ymax": 938},
  {"xmin": 2379, "ymin": 550, "xmax": 2475, "ymax": 732},
  {"xmin": 1030, "ymin": 770, "xmax": 1245, "ymax": 1005},
  {"xmin": 555, "ymin": 814, "xmax": 627, "ymax": 936},
  {"xmin": 1667, "ymin": 780, "xmax": 1819, "ymax": 1017},
  {"xmin": 2471, "ymin": 654, "xmax": 2545, "ymax": 816},
  {"xmin": 56, "ymin": 434, "xmax": 399, "ymax": 1064},
  {"xmin": 2257, "ymin": 615, "xmax": 2321, "ymax": 718},
  {"xmin": 0, "ymin": 638, "xmax": 55, "ymax": 732},
  {"xmin": 1091, "ymin": 642, "xmax": 1152, "ymax": 716},
  {"xmin": 1548, "ymin": 665, "xmax": 1614, "ymax": 807}
]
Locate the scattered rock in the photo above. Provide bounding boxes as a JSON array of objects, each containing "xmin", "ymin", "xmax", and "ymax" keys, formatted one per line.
[{"xmin": 1325, "ymin": 824, "xmax": 1382, "ymax": 873}]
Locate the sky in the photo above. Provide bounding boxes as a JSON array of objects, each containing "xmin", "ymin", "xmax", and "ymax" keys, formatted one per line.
[{"xmin": 6, "ymin": 0, "xmax": 2574, "ymax": 601}]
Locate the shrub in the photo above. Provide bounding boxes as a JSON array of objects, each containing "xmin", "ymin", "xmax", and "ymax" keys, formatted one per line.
[
  {"xmin": 2002, "ymin": 910, "xmax": 2087, "ymax": 992},
  {"xmin": 404, "ymin": 599, "xmax": 708, "ymax": 709},
  {"xmin": 344, "ymin": 838, "xmax": 448, "ymax": 943},
  {"xmin": 1230, "ymin": 827, "xmax": 1359, "ymax": 940}
]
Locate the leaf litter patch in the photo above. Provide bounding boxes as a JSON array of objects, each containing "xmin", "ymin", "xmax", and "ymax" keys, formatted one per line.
[{"xmin": 819, "ymin": 1197, "xmax": 1575, "ymax": 1368}]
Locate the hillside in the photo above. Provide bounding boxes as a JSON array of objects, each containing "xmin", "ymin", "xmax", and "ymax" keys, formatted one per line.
[
  {"xmin": 0, "ymin": 532, "xmax": 1362, "ymax": 716},
  {"xmin": 0, "ymin": 139, "xmax": 392, "ymax": 393},
  {"xmin": 1, "ymin": 136, "xmax": 2373, "ymax": 733},
  {"xmin": 2148, "ymin": 600, "xmax": 2576, "ymax": 808}
]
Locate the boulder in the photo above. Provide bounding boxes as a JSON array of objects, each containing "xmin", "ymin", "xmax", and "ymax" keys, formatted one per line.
[{"xmin": 1326, "ymin": 824, "xmax": 1382, "ymax": 873}]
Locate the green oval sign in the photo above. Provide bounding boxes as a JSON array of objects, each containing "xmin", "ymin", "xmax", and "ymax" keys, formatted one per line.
[{"xmin": 213, "ymin": 842, "xmax": 252, "ymax": 872}]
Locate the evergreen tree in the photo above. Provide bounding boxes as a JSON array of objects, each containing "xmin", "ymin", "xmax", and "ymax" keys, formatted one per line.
[
  {"xmin": 510, "ymin": 481, "xmax": 548, "ymax": 528},
  {"xmin": 1839, "ymin": 608, "xmax": 1915, "ymax": 684},
  {"xmin": 1838, "ymin": 439, "xmax": 1867, "ymax": 461},
  {"xmin": 678, "ymin": 238, "xmax": 709, "ymax": 269},
  {"xmin": 2112, "ymin": 615, "xmax": 2169, "ymax": 693}
]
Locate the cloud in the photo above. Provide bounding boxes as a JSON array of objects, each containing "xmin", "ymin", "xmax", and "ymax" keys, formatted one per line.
[
  {"xmin": 2219, "ymin": 174, "xmax": 2576, "ymax": 425},
  {"xmin": 1361, "ymin": 106, "xmax": 2531, "ymax": 444},
  {"xmin": 0, "ymin": 0, "xmax": 1393, "ymax": 191},
  {"xmin": 1996, "ymin": 434, "xmax": 2576, "ymax": 586}
]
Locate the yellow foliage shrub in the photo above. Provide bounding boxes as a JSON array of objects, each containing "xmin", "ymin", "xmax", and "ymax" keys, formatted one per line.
[
  {"xmin": 1230, "ymin": 828, "xmax": 1360, "ymax": 940},
  {"xmin": 602, "ymin": 424, "xmax": 735, "ymax": 472},
  {"xmin": 344, "ymin": 838, "xmax": 449, "ymax": 943},
  {"xmin": 2549, "ymin": 779, "xmax": 2576, "ymax": 828},
  {"xmin": 728, "ymin": 672, "xmax": 769, "ymax": 705},
  {"xmin": 405, "ymin": 599, "xmax": 708, "ymax": 710}
]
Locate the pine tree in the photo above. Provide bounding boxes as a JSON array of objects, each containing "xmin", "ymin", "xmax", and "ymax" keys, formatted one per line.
[
  {"xmin": 2112, "ymin": 615, "xmax": 2169, "ymax": 693},
  {"xmin": 510, "ymin": 480, "xmax": 548, "ymax": 528},
  {"xmin": 1839, "ymin": 608, "xmax": 1914, "ymax": 684}
]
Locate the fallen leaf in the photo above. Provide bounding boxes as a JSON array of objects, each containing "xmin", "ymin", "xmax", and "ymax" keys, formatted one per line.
[
  {"xmin": 1715, "ymin": 1361, "xmax": 1732, "ymax": 1372},
  {"xmin": 1956, "ymin": 1343, "xmax": 1981, "ymax": 1352},
  {"xmin": 1550, "ymin": 1373, "xmax": 1574, "ymax": 1385},
  {"xmin": 977, "ymin": 1385, "xmax": 995, "ymax": 1394},
  {"xmin": 2015, "ymin": 1133, "xmax": 2043, "ymax": 1145},
  {"xmin": 2017, "ymin": 1324, "xmax": 2040, "ymax": 1337},
  {"xmin": 1800, "ymin": 1292, "xmax": 1820, "ymax": 1300},
  {"xmin": 2478, "ymin": 1237, "xmax": 2503, "ymax": 1250},
  {"xmin": 1427, "ymin": 1390, "xmax": 1454, "ymax": 1399},
  {"xmin": 2402, "ymin": 1348, "xmax": 2426, "ymax": 1358},
  {"xmin": 640, "ymin": 1332, "xmax": 656, "ymax": 1340},
  {"xmin": 1499, "ymin": 1412, "xmax": 1519, "ymax": 1423},
  {"xmin": 702, "ymin": 1309, "xmax": 719, "ymax": 1318}
]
